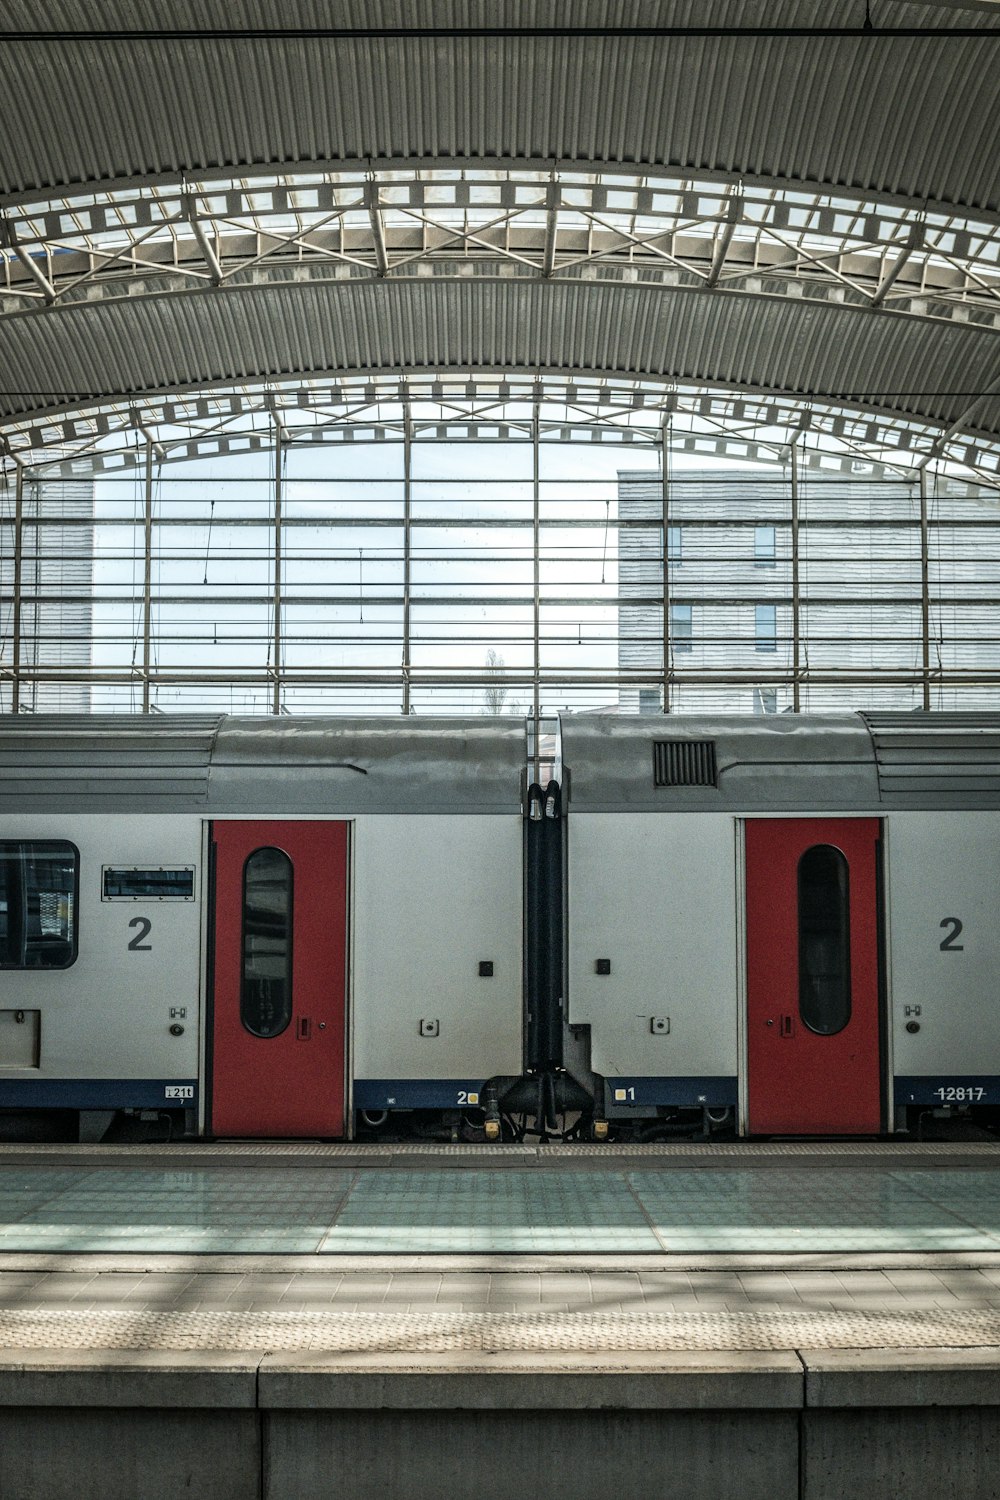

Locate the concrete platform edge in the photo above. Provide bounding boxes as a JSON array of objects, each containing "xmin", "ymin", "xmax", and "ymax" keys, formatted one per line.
[
  {"xmin": 257, "ymin": 1349, "xmax": 804, "ymax": 1408},
  {"xmin": 7, "ymin": 1345, "xmax": 1000, "ymax": 1410}
]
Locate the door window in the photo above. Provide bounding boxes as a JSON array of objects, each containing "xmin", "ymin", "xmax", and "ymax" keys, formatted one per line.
[
  {"xmin": 241, "ymin": 847, "xmax": 293, "ymax": 1038},
  {"xmin": 797, "ymin": 844, "xmax": 851, "ymax": 1035}
]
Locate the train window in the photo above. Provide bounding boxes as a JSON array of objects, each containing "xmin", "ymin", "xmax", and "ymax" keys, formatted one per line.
[
  {"xmin": 798, "ymin": 844, "xmax": 851, "ymax": 1036},
  {"xmin": 0, "ymin": 841, "xmax": 78, "ymax": 970},
  {"xmin": 102, "ymin": 867, "xmax": 195, "ymax": 901},
  {"xmin": 241, "ymin": 847, "xmax": 293, "ymax": 1039}
]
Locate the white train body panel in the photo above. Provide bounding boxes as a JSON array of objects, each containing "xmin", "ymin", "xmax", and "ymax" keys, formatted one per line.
[
  {"xmin": 568, "ymin": 813, "xmax": 738, "ymax": 1096},
  {"xmin": 352, "ymin": 815, "xmax": 523, "ymax": 1098},
  {"xmin": 887, "ymin": 812, "xmax": 1000, "ymax": 1091},
  {"xmin": 0, "ymin": 813, "xmax": 202, "ymax": 1093}
]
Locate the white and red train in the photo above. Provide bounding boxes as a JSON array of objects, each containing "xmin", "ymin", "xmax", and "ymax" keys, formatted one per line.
[{"xmin": 0, "ymin": 712, "xmax": 997, "ymax": 1141}]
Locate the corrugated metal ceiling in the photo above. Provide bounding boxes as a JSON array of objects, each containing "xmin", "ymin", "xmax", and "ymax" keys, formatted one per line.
[
  {"xmin": 0, "ymin": 1, "xmax": 996, "ymax": 467},
  {"xmin": 0, "ymin": 1, "xmax": 997, "ymax": 214},
  {"xmin": 1, "ymin": 278, "xmax": 996, "ymax": 445}
]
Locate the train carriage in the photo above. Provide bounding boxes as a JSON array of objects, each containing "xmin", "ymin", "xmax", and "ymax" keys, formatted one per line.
[{"xmin": 1, "ymin": 711, "xmax": 998, "ymax": 1142}]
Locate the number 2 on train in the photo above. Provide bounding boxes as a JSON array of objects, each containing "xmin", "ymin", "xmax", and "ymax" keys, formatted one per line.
[{"xmin": 127, "ymin": 917, "xmax": 152, "ymax": 951}]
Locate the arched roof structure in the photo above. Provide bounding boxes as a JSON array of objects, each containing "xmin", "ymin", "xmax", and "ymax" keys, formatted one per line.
[{"xmin": 1, "ymin": 1, "xmax": 998, "ymax": 480}]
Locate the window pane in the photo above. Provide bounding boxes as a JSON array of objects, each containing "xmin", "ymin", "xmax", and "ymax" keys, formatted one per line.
[
  {"xmin": 754, "ymin": 524, "xmax": 776, "ymax": 563},
  {"xmin": 666, "ymin": 525, "xmax": 682, "ymax": 562},
  {"xmin": 103, "ymin": 867, "xmax": 195, "ymax": 900},
  {"xmin": 755, "ymin": 603, "xmax": 777, "ymax": 652},
  {"xmin": 0, "ymin": 842, "xmax": 78, "ymax": 970},
  {"xmin": 241, "ymin": 847, "xmax": 293, "ymax": 1038},
  {"xmin": 798, "ymin": 845, "xmax": 851, "ymax": 1036},
  {"xmin": 671, "ymin": 602, "xmax": 693, "ymax": 653}
]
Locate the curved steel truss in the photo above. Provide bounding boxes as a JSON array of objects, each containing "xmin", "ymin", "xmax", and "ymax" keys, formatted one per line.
[
  {"xmin": 3, "ymin": 166, "xmax": 998, "ymax": 328},
  {"xmin": 3, "ymin": 374, "xmax": 998, "ymax": 490},
  {"xmin": 2, "ymin": 166, "xmax": 998, "ymax": 487}
]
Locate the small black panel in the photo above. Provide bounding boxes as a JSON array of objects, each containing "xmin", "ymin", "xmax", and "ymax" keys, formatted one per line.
[
  {"xmin": 103, "ymin": 867, "xmax": 195, "ymax": 901},
  {"xmin": 595, "ymin": 958, "xmax": 611, "ymax": 975},
  {"xmin": 478, "ymin": 961, "xmax": 494, "ymax": 977},
  {"xmin": 653, "ymin": 739, "xmax": 718, "ymax": 788}
]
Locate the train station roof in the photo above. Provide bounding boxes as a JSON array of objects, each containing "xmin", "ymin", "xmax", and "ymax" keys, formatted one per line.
[{"xmin": 1, "ymin": 1, "xmax": 998, "ymax": 480}]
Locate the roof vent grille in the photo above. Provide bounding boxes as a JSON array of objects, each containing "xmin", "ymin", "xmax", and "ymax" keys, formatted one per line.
[{"xmin": 653, "ymin": 739, "xmax": 718, "ymax": 788}]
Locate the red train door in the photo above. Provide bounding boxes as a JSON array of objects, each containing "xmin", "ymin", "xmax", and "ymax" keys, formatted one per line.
[
  {"xmin": 745, "ymin": 818, "xmax": 882, "ymax": 1135},
  {"xmin": 210, "ymin": 821, "xmax": 348, "ymax": 1138}
]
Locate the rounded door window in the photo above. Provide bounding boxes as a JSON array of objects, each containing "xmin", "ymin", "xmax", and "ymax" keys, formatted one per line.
[
  {"xmin": 241, "ymin": 847, "xmax": 293, "ymax": 1038},
  {"xmin": 797, "ymin": 844, "xmax": 851, "ymax": 1036}
]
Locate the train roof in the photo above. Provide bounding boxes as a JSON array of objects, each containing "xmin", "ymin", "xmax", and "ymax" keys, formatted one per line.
[
  {"xmin": 0, "ymin": 715, "xmax": 526, "ymax": 815},
  {"xmin": 1, "ymin": 712, "xmax": 999, "ymax": 815},
  {"xmin": 559, "ymin": 712, "xmax": 1000, "ymax": 812}
]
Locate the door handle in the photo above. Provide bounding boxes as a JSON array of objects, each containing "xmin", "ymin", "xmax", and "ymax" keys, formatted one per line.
[
  {"xmin": 296, "ymin": 1017, "xmax": 312, "ymax": 1041},
  {"xmin": 779, "ymin": 1014, "xmax": 795, "ymax": 1038}
]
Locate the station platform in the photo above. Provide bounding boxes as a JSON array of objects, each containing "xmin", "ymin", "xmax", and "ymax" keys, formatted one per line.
[{"xmin": 4, "ymin": 1141, "xmax": 1000, "ymax": 1499}]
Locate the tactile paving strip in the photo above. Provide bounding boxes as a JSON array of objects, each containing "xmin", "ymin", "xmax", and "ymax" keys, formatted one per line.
[
  {"xmin": 3, "ymin": 1306, "xmax": 1000, "ymax": 1352},
  {"xmin": 3, "ymin": 1141, "xmax": 999, "ymax": 1160}
]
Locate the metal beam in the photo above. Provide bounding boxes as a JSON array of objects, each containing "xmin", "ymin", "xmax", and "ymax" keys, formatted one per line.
[
  {"xmin": 1, "ymin": 219, "xmax": 56, "ymax": 302},
  {"xmin": 914, "ymin": 373, "xmax": 1000, "ymax": 470},
  {"xmin": 16, "ymin": 667, "xmax": 1000, "ymax": 689},
  {"xmin": 532, "ymin": 402, "xmax": 541, "ymax": 730},
  {"xmin": 542, "ymin": 181, "xmax": 559, "ymax": 278},
  {"xmin": 706, "ymin": 193, "xmax": 743, "ymax": 289},
  {"xmin": 791, "ymin": 439, "xmax": 801, "ymax": 713},
  {"xmin": 402, "ymin": 407, "xmax": 412, "ymax": 713},
  {"xmin": 272, "ymin": 421, "xmax": 284, "ymax": 715},
  {"xmin": 141, "ymin": 436, "xmax": 154, "ymax": 712},
  {"xmin": 919, "ymin": 468, "xmax": 931, "ymax": 711},
  {"xmin": 10, "ymin": 463, "xmax": 23, "ymax": 711},
  {"xmin": 365, "ymin": 181, "xmax": 389, "ymax": 277},
  {"xmin": 181, "ymin": 195, "xmax": 224, "ymax": 286},
  {"xmin": 870, "ymin": 222, "xmax": 926, "ymax": 308},
  {"xmin": 661, "ymin": 415, "xmax": 671, "ymax": 713}
]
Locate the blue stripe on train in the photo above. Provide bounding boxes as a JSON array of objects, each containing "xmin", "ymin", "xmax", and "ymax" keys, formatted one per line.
[
  {"xmin": 0, "ymin": 1079, "xmax": 197, "ymax": 1109},
  {"xmin": 354, "ymin": 1080, "xmax": 489, "ymax": 1110},
  {"xmin": 894, "ymin": 1076, "xmax": 1000, "ymax": 1106},
  {"xmin": 605, "ymin": 1076, "xmax": 738, "ymax": 1109},
  {"xmin": 355, "ymin": 1078, "xmax": 740, "ymax": 1111}
]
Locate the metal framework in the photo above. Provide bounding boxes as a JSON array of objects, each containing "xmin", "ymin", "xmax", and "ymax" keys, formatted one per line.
[
  {"xmin": 2, "ymin": 169, "xmax": 999, "ymax": 330},
  {"xmin": 1, "ymin": 167, "xmax": 998, "ymax": 717},
  {"xmin": 1, "ymin": 166, "xmax": 999, "ymax": 488},
  {"xmin": 2, "ymin": 427, "xmax": 997, "ymax": 717},
  {"xmin": 2, "ymin": 374, "xmax": 999, "ymax": 491}
]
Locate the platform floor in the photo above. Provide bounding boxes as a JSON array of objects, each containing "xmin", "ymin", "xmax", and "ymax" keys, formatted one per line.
[
  {"xmin": 5, "ymin": 1145, "xmax": 1000, "ymax": 1498},
  {"xmin": 2, "ymin": 1142, "xmax": 1000, "ymax": 1356},
  {"xmin": 3, "ymin": 1141, "xmax": 1000, "ymax": 1255}
]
